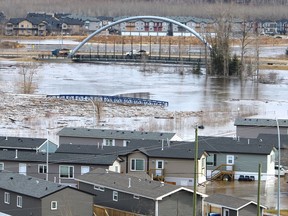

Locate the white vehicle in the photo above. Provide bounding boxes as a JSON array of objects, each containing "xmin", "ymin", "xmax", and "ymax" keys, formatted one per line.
[
  {"xmin": 126, "ymin": 50, "xmax": 149, "ymax": 58},
  {"xmin": 275, "ymin": 165, "xmax": 288, "ymax": 176}
]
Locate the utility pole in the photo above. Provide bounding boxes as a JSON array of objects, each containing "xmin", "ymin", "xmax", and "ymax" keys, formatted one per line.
[
  {"xmin": 276, "ymin": 118, "xmax": 281, "ymax": 216},
  {"xmin": 257, "ymin": 163, "xmax": 261, "ymax": 216},
  {"xmin": 193, "ymin": 126, "xmax": 198, "ymax": 216}
]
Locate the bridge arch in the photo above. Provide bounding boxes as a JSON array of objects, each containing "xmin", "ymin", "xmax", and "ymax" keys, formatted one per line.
[{"xmin": 69, "ymin": 15, "xmax": 211, "ymax": 57}]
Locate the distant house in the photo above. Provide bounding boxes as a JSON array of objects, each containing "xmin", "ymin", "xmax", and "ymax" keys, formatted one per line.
[
  {"xmin": 0, "ymin": 136, "xmax": 57, "ymax": 153},
  {"xmin": 57, "ymin": 127, "xmax": 182, "ymax": 146},
  {"xmin": 256, "ymin": 133, "xmax": 288, "ymax": 166},
  {"xmin": 0, "ymin": 171, "xmax": 93, "ymax": 216},
  {"xmin": 56, "ymin": 139, "xmax": 207, "ymax": 186},
  {"xmin": 204, "ymin": 194, "xmax": 266, "ymax": 216},
  {"xmin": 76, "ymin": 168, "xmax": 207, "ymax": 216},
  {"xmin": 234, "ymin": 118, "xmax": 288, "ymax": 166},
  {"xmin": 199, "ymin": 136, "xmax": 276, "ymax": 181},
  {"xmin": 234, "ymin": 118, "xmax": 288, "ymax": 138},
  {"xmin": 0, "ymin": 150, "xmax": 121, "ymax": 186},
  {"xmin": 119, "ymin": 140, "xmax": 208, "ymax": 186},
  {"xmin": 58, "ymin": 17, "xmax": 84, "ymax": 35},
  {"xmin": 5, "ymin": 17, "xmax": 49, "ymax": 36}
]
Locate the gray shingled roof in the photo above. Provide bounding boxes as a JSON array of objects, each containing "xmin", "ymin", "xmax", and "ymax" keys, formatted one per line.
[
  {"xmin": 257, "ymin": 133, "xmax": 288, "ymax": 148},
  {"xmin": 76, "ymin": 168, "xmax": 207, "ymax": 200},
  {"xmin": 234, "ymin": 118, "xmax": 288, "ymax": 127},
  {"xmin": 205, "ymin": 194, "xmax": 266, "ymax": 210},
  {"xmin": 0, "ymin": 171, "xmax": 66, "ymax": 198},
  {"xmin": 57, "ymin": 127, "xmax": 176, "ymax": 140},
  {"xmin": 0, "ymin": 150, "xmax": 118, "ymax": 165},
  {"xmin": 56, "ymin": 144, "xmax": 135, "ymax": 155},
  {"xmin": 57, "ymin": 140, "xmax": 206, "ymax": 160},
  {"xmin": 198, "ymin": 136, "xmax": 275, "ymax": 155},
  {"xmin": 0, "ymin": 136, "xmax": 46, "ymax": 150}
]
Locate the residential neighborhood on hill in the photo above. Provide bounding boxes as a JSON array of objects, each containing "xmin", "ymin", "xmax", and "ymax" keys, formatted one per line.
[
  {"xmin": 0, "ymin": 117, "xmax": 287, "ymax": 215},
  {"xmin": 0, "ymin": 12, "xmax": 287, "ymax": 37}
]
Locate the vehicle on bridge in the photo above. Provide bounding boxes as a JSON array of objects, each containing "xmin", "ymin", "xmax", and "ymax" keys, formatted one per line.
[
  {"xmin": 126, "ymin": 49, "xmax": 149, "ymax": 58},
  {"xmin": 51, "ymin": 48, "xmax": 71, "ymax": 57}
]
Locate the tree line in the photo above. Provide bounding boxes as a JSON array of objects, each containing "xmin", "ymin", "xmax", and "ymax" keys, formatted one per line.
[{"xmin": 1, "ymin": 0, "xmax": 288, "ymax": 19}]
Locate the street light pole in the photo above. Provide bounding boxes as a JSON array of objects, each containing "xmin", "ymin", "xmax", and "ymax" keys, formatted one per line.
[
  {"xmin": 275, "ymin": 118, "xmax": 281, "ymax": 216},
  {"xmin": 193, "ymin": 126, "xmax": 198, "ymax": 216}
]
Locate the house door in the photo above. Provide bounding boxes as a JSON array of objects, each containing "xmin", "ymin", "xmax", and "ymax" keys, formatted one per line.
[
  {"xmin": 19, "ymin": 163, "xmax": 27, "ymax": 175},
  {"xmin": 155, "ymin": 160, "xmax": 164, "ymax": 176},
  {"xmin": 226, "ymin": 155, "xmax": 234, "ymax": 171}
]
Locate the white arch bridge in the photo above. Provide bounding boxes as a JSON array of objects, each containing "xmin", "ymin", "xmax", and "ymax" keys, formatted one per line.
[{"xmin": 69, "ymin": 15, "xmax": 211, "ymax": 66}]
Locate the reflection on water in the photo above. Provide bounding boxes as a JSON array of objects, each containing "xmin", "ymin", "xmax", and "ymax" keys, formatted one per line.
[{"xmin": 117, "ymin": 92, "xmax": 150, "ymax": 99}]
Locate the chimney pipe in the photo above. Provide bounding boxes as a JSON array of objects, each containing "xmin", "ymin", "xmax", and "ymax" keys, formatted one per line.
[{"xmin": 161, "ymin": 139, "xmax": 164, "ymax": 151}]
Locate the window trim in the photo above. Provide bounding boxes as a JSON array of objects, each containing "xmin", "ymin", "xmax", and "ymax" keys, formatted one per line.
[
  {"xmin": 51, "ymin": 201, "xmax": 57, "ymax": 210},
  {"xmin": 113, "ymin": 191, "xmax": 118, "ymax": 201},
  {"xmin": 223, "ymin": 208, "xmax": 229, "ymax": 216},
  {"xmin": 4, "ymin": 192, "xmax": 10, "ymax": 204},
  {"xmin": 0, "ymin": 162, "xmax": 4, "ymax": 171},
  {"xmin": 94, "ymin": 185, "xmax": 105, "ymax": 191},
  {"xmin": 17, "ymin": 196, "xmax": 22, "ymax": 208},
  {"xmin": 130, "ymin": 158, "xmax": 145, "ymax": 171},
  {"xmin": 59, "ymin": 165, "xmax": 74, "ymax": 179},
  {"xmin": 38, "ymin": 164, "xmax": 47, "ymax": 174}
]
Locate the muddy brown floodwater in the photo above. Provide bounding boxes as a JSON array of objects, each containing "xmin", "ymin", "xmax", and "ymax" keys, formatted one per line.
[{"xmin": 198, "ymin": 176, "xmax": 288, "ymax": 209}]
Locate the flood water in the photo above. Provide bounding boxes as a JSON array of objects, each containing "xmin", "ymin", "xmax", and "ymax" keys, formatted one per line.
[
  {"xmin": 1, "ymin": 40, "xmax": 288, "ymax": 210},
  {"xmin": 198, "ymin": 175, "xmax": 288, "ymax": 210},
  {"xmin": 1, "ymin": 52, "xmax": 288, "ymax": 141}
]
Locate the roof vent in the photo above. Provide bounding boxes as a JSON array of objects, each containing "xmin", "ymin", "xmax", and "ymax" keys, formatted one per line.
[
  {"xmin": 10, "ymin": 177, "xmax": 13, "ymax": 180},
  {"xmin": 160, "ymin": 182, "xmax": 164, "ymax": 187}
]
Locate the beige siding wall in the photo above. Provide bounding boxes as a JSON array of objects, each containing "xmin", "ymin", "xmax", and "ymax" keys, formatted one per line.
[{"xmin": 42, "ymin": 188, "xmax": 93, "ymax": 216}]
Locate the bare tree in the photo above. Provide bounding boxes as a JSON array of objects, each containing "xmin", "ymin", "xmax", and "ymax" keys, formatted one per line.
[
  {"xmin": 17, "ymin": 62, "xmax": 39, "ymax": 94},
  {"xmin": 237, "ymin": 19, "xmax": 254, "ymax": 79},
  {"xmin": 207, "ymin": 7, "xmax": 233, "ymax": 76}
]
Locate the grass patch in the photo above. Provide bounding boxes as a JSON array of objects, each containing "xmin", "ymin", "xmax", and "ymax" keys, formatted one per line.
[{"xmin": 265, "ymin": 209, "xmax": 288, "ymax": 216}]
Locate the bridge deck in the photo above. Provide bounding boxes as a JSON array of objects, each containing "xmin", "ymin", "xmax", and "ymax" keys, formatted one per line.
[
  {"xmin": 71, "ymin": 54, "xmax": 205, "ymax": 65},
  {"xmin": 47, "ymin": 94, "xmax": 169, "ymax": 107}
]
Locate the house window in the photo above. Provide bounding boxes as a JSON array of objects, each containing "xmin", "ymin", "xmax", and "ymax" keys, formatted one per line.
[
  {"xmin": 201, "ymin": 158, "xmax": 205, "ymax": 169},
  {"xmin": 51, "ymin": 201, "xmax": 57, "ymax": 210},
  {"xmin": 17, "ymin": 196, "xmax": 22, "ymax": 208},
  {"xmin": 207, "ymin": 154, "xmax": 216, "ymax": 166},
  {"xmin": 104, "ymin": 139, "xmax": 114, "ymax": 146},
  {"xmin": 0, "ymin": 162, "xmax": 4, "ymax": 171},
  {"xmin": 113, "ymin": 191, "xmax": 118, "ymax": 201},
  {"xmin": 4, "ymin": 192, "xmax": 10, "ymax": 204},
  {"xmin": 94, "ymin": 186, "xmax": 105, "ymax": 191},
  {"xmin": 223, "ymin": 208, "xmax": 229, "ymax": 216},
  {"xmin": 81, "ymin": 166, "xmax": 90, "ymax": 175},
  {"xmin": 38, "ymin": 164, "xmax": 47, "ymax": 174},
  {"xmin": 130, "ymin": 159, "xmax": 144, "ymax": 171},
  {"xmin": 59, "ymin": 165, "xmax": 74, "ymax": 178}
]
